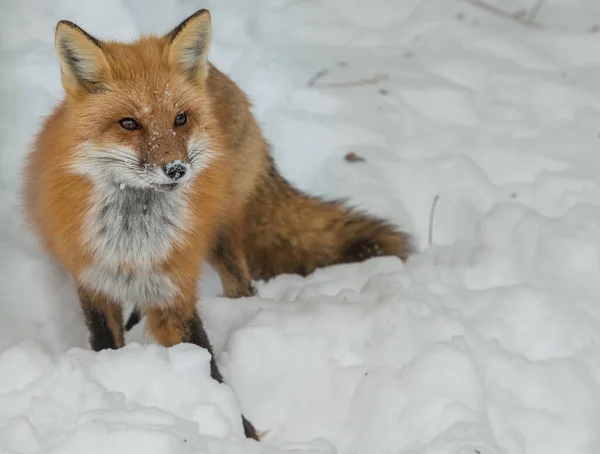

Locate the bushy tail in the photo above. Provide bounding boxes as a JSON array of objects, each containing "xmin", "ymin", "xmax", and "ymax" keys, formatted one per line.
[{"xmin": 242, "ymin": 160, "xmax": 414, "ymax": 281}]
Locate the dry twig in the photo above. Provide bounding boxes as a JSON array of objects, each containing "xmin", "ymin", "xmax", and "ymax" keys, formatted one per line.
[
  {"xmin": 307, "ymin": 69, "xmax": 330, "ymax": 87},
  {"xmin": 428, "ymin": 195, "xmax": 440, "ymax": 246},
  {"xmin": 317, "ymin": 73, "xmax": 389, "ymax": 88},
  {"xmin": 465, "ymin": 0, "xmax": 542, "ymax": 28}
]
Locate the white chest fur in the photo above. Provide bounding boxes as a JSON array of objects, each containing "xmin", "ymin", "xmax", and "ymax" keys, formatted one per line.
[{"xmin": 79, "ymin": 183, "xmax": 189, "ymax": 306}]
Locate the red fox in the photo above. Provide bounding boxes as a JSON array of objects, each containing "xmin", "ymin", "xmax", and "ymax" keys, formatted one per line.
[{"xmin": 21, "ymin": 10, "xmax": 413, "ymax": 440}]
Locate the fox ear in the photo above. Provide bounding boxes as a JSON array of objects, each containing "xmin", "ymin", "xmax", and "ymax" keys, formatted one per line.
[
  {"xmin": 55, "ymin": 21, "xmax": 110, "ymax": 94},
  {"xmin": 166, "ymin": 9, "xmax": 212, "ymax": 82}
]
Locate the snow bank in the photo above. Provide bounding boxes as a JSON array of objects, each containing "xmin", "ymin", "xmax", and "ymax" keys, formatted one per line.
[
  {"xmin": 0, "ymin": 342, "xmax": 334, "ymax": 453},
  {"xmin": 2, "ymin": 0, "xmax": 600, "ymax": 453}
]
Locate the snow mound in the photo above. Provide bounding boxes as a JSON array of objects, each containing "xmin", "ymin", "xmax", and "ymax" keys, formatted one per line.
[{"xmin": 0, "ymin": 342, "xmax": 333, "ymax": 453}]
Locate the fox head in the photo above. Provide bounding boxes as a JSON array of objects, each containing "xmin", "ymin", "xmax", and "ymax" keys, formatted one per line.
[{"xmin": 55, "ymin": 10, "xmax": 218, "ymax": 191}]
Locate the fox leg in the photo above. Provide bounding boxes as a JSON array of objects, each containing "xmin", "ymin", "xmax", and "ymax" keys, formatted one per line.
[
  {"xmin": 146, "ymin": 304, "xmax": 222, "ymax": 379},
  {"xmin": 124, "ymin": 250, "xmax": 254, "ymax": 333},
  {"xmin": 210, "ymin": 222, "xmax": 255, "ymax": 298},
  {"xmin": 77, "ymin": 285, "xmax": 125, "ymax": 351},
  {"xmin": 145, "ymin": 287, "xmax": 260, "ymax": 440},
  {"xmin": 126, "ymin": 224, "xmax": 255, "ymax": 334}
]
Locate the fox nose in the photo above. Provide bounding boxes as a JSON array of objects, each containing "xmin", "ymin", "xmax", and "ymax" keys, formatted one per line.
[{"xmin": 164, "ymin": 161, "xmax": 188, "ymax": 181}]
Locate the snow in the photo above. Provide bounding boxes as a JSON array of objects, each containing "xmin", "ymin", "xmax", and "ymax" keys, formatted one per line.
[{"xmin": 2, "ymin": 0, "xmax": 600, "ymax": 453}]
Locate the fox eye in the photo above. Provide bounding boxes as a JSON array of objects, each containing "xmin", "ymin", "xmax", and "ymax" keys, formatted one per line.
[
  {"xmin": 174, "ymin": 112, "xmax": 187, "ymax": 127},
  {"xmin": 119, "ymin": 118, "xmax": 141, "ymax": 131}
]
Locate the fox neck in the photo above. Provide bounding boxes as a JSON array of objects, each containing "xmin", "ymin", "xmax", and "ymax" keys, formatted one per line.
[{"xmin": 83, "ymin": 181, "xmax": 190, "ymax": 269}]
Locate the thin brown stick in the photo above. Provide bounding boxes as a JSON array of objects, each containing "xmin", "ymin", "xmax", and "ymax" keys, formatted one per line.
[
  {"xmin": 428, "ymin": 195, "xmax": 440, "ymax": 246},
  {"xmin": 527, "ymin": 0, "xmax": 547, "ymax": 21},
  {"xmin": 317, "ymin": 73, "xmax": 389, "ymax": 88},
  {"xmin": 307, "ymin": 69, "xmax": 330, "ymax": 87},
  {"xmin": 465, "ymin": 0, "xmax": 542, "ymax": 28}
]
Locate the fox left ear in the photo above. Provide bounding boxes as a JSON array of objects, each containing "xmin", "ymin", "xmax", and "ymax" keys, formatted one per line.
[{"xmin": 166, "ymin": 9, "xmax": 212, "ymax": 83}]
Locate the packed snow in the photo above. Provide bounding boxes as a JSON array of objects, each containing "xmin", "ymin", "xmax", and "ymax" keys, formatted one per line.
[{"xmin": 1, "ymin": 0, "xmax": 600, "ymax": 453}]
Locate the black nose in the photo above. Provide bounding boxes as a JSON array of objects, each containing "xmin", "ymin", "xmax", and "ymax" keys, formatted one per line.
[{"xmin": 164, "ymin": 161, "xmax": 187, "ymax": 180}]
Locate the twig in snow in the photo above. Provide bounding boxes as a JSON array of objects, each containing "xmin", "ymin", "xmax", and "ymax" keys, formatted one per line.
[
  {"xmin": 317, "ymin": 73, "xmax": 389, "ymax": 88},
  {"xmin": 428, "ymin": 195, "xmax": 440, "ymax": 246},
  {"xmin": 307, "ymin": 69, "xmax": 330, "ymax": 87},
  {"xmin": 527, "ymin": 0, "xmax": 547, "ymax": 21},
  {"xmin": 465, "ymin": 0, "xmax": 543, "ymax": 28}
]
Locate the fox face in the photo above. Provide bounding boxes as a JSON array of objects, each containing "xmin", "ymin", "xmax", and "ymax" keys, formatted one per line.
[{"xmin": 55, "ymin": 11, "xmax": 217, "ymax": 191}]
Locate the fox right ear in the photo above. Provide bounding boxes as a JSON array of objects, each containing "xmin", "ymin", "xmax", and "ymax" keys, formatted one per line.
[
  {"xmin": 166, "ymin": 10, "xmax": 212, "ymax": 83},
  {"xmin": 55, "ymin": 21, "xmax": 110, "ymax": 94}
]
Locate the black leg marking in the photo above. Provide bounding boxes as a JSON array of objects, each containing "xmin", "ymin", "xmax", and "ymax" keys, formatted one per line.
[
  {"xmin": 77, "ymin": 286, "xmax": 123, "ymax": 351},
  {"xmin": 184, "ymin": 313, "xmax": 223, "ymax": 383},
  {"xmin": 184, "ymin": 312, "xmax": 260, "ymax": 440},
  {"xmin": 125, "ymin": 307, "xmax": 142, "ymax": 331},
  {"xmin": 85, "ymin": 306, "xmax": 118, "ymax": 351},
  {"xmin": 242, "ymin": 415, "xmax": 260, "ymax": 440}
]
